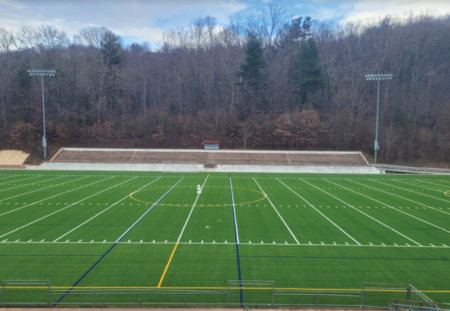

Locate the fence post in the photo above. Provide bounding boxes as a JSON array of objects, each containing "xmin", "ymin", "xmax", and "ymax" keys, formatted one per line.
[
  {"xmin": 93, "ymin": 290, "xmax": 96, "ymax": 307},
  {"xmin": 47, "ymin": 281, "xmax": 51, "ymax": 306},
  {"xmin": 139, "ymin": 290, "xmax": 141, "ymax": 307},
  {"xmin": 406, "ymin": 285, "xmax": 411, "ymax": 301},
  {"xmin": 360, "ymin": 283, "xmax": 364, "ymax": 310},
  {"xmin": 272, "ymin": 282, "xmax": 275, "ymax": 307},
  {"xmin": 2, "ymin": 281, "xmax": 5, "ymax": 307},
  {"xmin": 316, "ymin": 292, "xmax": 319, "ymax": 306},
  {"xmin": 183, "ymin": 290, "xmax": 186, "ymax": 307},
  {"xmin": 227, "ymin": 281, "xmax": 230, "ymax": 307}
]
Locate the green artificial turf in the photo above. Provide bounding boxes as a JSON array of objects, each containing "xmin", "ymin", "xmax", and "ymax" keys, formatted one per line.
[{"xmin": 0, "ymin": 170, "xmax": 449, "ymax": 307}]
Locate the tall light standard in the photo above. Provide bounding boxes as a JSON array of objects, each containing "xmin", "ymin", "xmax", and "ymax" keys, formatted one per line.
[
  {"xmin": 365, "ymin": 73, "xmax": 393, "ymax": 163},
  {"xmin": 28, "ymin": 69, "xmax": 56, "ymax": 159}
]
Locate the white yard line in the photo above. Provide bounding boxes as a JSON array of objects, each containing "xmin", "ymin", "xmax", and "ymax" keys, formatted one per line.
[
  {"xmin": 394, "ymin": 180, "xmax": 450, "ymax": 197},
  {"xmin": 436, "ymin": 179, "xmax": 450, "ymax": 186},
  {"xmin": 0, "ymin": 175, "xmax": 43, "ymax": 184},
  {"xmin": 3, "ymin": 240, "xmax": 447, "ymax": 248},
  {"xmin": 368, "ymin": 179, "xmax": 450, "ymax": 216},
  {"xmin": 0, "ymin": 176, "xmax": 67, "ymax": 191},
  {"xmin": 411, "ymin": 179, "xmax": 450, "ymax": 189},
  {"xmin": 0, "ymin": 175, "xmax": 88, "ymax": 203},
  {"xmin": 0, "ymin": 175, "xmax": 34, "ymax": 182},
  {"xmin": 0, "ymin": 176, "xmax": 118, "ymax": 239},
  {"xmin": 53, "ymin": 176, "xmax": 152, "ymax": 242},
  {"xmin": 317, "ymin": 179, "xmax": 423, "ymax": 247},
  {"xmin": 229, "ymin": 176, "xmax": 239, "ymax": 244},
  {"xmin": 175, "ymin": 175, "xmax": 209, "ymax": 243},
  {"xmin": 0, "ymin": 176, "xmax": 96, "ymax": 217},
  {"xmin": 0, "ymin": 175, "xmax": 48, "ymax": 191},
  {"xmin": 277, "ymin": 178, "xmax": 360, "ymax": 245},
  {"xmin": 347, "ymin": 179, "xmax": 450, "ymax": 234},
  {"xmin": 115, "ymin": 177, "xmax": 186, "ymax": 242},
  {"xmin": 254, "ymin": 178, "xmax": 299, "ymax": 244}
]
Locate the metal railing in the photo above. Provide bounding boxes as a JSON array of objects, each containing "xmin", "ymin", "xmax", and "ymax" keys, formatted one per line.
[
  {"xmin": 374, "ymin": 164, "xmax": 450, "ymax": 175},
  {"xmin": 2, "ymin": 279, "xmax": 447, "ymax": 309},
  {"xmin": 50, "ymin": 289, "xmax": 228, "ymax": 307},
  {"xmin": 389, "ymin": 299, "xmax": 450, "ymax": 311}
]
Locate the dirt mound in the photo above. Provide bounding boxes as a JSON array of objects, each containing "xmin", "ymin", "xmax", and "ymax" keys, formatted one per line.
[{"xmin": 0, "ymin": 150, "xmax": 30, "ymax": 165}]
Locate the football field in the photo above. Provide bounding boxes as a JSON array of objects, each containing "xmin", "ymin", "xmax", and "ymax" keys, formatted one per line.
[{"xmin": 0, "ymin": 170, "xmax": 449, "ymax": 306}]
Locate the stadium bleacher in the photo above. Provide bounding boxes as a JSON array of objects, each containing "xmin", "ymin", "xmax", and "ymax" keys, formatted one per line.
[{"xmin": 50, "ymin": 148, "xmax": 368, "ymax": 167}]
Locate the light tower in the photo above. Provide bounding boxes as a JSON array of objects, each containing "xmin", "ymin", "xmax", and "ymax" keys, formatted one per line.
[
  {"xmin": 365, "ymin": 73, "xmax": 393, "ymax": 163},
  {"xmin": 28, "ymin": 69, "xmax": 56, "ymax": 159}
]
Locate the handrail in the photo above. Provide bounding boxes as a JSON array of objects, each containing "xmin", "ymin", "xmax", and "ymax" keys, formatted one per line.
[{"xmin": 374, "ymin": 164, "xmax": 450, "ymax": 174}]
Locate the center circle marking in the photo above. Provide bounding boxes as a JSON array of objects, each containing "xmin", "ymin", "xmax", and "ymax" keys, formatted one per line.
[{"xmin": 129, "ymin": 186, "xmax": 266, "ymax": 206}]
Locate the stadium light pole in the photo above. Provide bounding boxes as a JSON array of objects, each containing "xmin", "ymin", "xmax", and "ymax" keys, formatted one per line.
[
  {"xmin": 28, "ymin": 69, "xmax": 56, "ymax": 159},
  {"xmin": 365, "ymin": 73, "xmax": 393, "ymax": 163}
]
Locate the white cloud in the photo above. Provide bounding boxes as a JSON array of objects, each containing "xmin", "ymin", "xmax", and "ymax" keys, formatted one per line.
[
  {"xmin": 0, "ymin": 0, "xmax": 247, "ymax": 46},
  {"xmin": 295, "ymin": 0, "xmax": 450, "ymax": 24},
  {"xmin": 343, "ymin": 0, "xmax": 450, "ymax": 23}
]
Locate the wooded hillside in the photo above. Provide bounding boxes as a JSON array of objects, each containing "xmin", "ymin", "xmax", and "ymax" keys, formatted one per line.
[{"xmin": 0, "ymin": 8, "xmax": 449, "ymax": 164}]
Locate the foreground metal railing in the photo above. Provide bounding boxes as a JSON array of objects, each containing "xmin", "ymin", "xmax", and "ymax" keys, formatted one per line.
[
  {"xmin": 389, "ymin": 299, "xmax": 450, "ymax": 311},
  {"xmin": 50, "ymin": 289, "xmax": 229, "ymax": 307},
  {"xmin": 374, "ymin": 164, "xmax": 450, "ymax": 175},
  {"xmin": 1, "ymin": 279, "xmax": 447, "ymax": 309}
]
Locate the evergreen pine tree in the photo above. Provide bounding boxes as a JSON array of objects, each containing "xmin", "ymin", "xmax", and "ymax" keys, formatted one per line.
[
  {"xmin": 293, "ymin": 37, "xmax": 325, "ymax": 107},
  {"xmin": 238, "ymin": 34, "xmax": 266, "ymax": 99}
]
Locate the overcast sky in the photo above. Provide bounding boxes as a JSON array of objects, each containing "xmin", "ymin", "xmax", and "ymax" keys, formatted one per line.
[{"xmin": 1, "ymin": 0, "xmax": 450, "ymax": 48}]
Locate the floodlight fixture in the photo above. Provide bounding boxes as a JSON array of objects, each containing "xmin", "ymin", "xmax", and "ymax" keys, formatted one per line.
[
  {"xmin": 28, "ymin": 69, "xmax": 56, "ymax": 159},
  {"xmin": 365, "ymin": 73, "xmax": 393, "ymax": 163}
]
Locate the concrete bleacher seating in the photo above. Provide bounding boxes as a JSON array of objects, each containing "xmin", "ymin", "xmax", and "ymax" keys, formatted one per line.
[
  {"xmin": 0, "ymin": 150, "xmax": 29, "ymax": 169},
  {"xmin": 50, "ymin": 148, "xmax": 368, "ymax": 167}
]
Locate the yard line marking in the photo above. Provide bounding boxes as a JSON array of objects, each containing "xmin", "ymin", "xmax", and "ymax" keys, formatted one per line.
[
  {"xmin": 115, "ymin": 177, "xmax": 186, "ymax": 243},
  {"xmin": 278, "ymin": 178, "xmax": 360, "ymax": 245},
  {"xmin": 54, "ymin": 176, "xmax": 186, "ymax": 306},
  {"xmin": 175, "ymin": 174, "xmax": 209, "ymax": 244},
  {"xmin": 9, "ymin": 240, "xmax": 450, "ymax": 248},
  {"xmin": 411, "ymin": 179, "xmax": 450, "ymax": 191},
  {"xmin": 229, "ymin": 175, "xmax": 240, "ymax": 244},
  {"xmin": 157, "ymin": 243, "xmax": 179, "ymax": 288},
  {"xmin": 347, "ymin": 180, "xmax": 450, "ymax": 234},
  {"xmin": 0, "ymin": 175, "xmax": 57, "ymax": 192},
  {"xmin": 394, "ymin": 180, "xmax": 450, "ymax": 203},
  {"xmin": 0, "ymin": 175, "xmax": 26, "ymax": 182},
  {"xmin": 157, "ymin": 174, "xmax": 210, "ymax": 288},
  {"xmin": 0, "ymin": 176, "xmax": 115, "ymax": 239},
  {"xmin": 359, "ymin": 180, "xmax": 450, "ymax": 217},
  {"xmin": 0, "ymin": 175, "xmax": 87, "ymax": 204},
  {"xmin": 229, "ymin": 174, "xmax": 243, "ymax": 305},
  {"xmin": 254, "ymin": 178, "xmax": 299, "ymax": 244},
  {"xmin": 52, "ymin": 177, "xmax": 157, "ymax": 242},
  {"xmin": 323, "ymin": 179, "xmax": 422, "ymax": 246},
  {"xmin": 0, "ymin": 176, "xmax": 93, "ymax": 217}
]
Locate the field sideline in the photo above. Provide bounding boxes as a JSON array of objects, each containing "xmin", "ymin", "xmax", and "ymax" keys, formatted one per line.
[{"xmin": 0, "ymin": 170, "xmax": 449, "ymax": 305}]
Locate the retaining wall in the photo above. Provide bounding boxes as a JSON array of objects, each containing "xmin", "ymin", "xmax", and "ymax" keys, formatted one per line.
[{"xmin": 37, "ymin": 162, "xmax": 380, "ymax": 174}]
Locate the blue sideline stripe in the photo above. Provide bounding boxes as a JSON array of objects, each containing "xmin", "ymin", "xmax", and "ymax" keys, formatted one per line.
[
  {"xmin": 240, "ymin": 255, "xmax": 449, "ymax": 261},
  {"xmin": 54, "ymin": 176, "xmax": 187, "ymax": 306},
  {"xmin": 54, "ymin": 243, "xmax": 118, "ymax": 306},
  {"xmin": 229, "ymin": 174, "xmax": 243, "ymax": 306}
]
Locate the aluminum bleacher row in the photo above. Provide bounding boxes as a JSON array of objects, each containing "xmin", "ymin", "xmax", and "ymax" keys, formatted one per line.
[{"xmin": 50, "ymin": 148, "xmax": 368, "ymax": 167}]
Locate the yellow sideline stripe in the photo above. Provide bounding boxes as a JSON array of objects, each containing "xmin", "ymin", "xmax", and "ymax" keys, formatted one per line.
[
  {"xmin": 5, "ymin": 286, "xmax": 450, "ymax": 293},
  {"xmin": 157, "ymin": 242, "xmax": 179, "ymax": 288}
]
